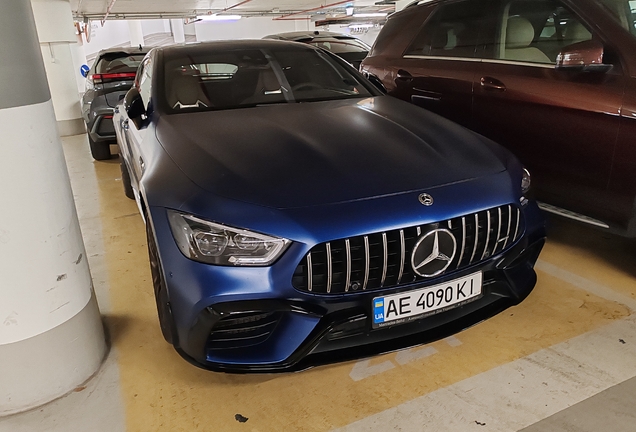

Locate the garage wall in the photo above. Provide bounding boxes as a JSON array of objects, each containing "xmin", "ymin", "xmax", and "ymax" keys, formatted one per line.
[
  {"xmin": 83, "ymin": 20, "xmax": 131, "ymax": 56},
  {"xmin": 194, "ymin": 16, "xmax": 311, "ymax": 41},
  {"xmin": 141, "ymin": 19, "xmax": 171, "ymax": 35}
]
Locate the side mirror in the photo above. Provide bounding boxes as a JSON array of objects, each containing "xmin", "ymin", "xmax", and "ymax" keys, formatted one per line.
[
  {"xmin": 362, "ymin": 71, "xmax": 387, "ymax": 94},
  {"xmin": 556, "ymin": 40, "xmax": 612, "ymax": 73},
  {"xmin": 124, "ymin": 87, "xmax": 147, "ymax": 129}
]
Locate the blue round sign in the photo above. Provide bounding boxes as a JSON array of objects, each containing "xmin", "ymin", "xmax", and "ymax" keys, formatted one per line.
[{"xmin": 80, "ymin": 64, "xmax": 90, "ymax": 78}]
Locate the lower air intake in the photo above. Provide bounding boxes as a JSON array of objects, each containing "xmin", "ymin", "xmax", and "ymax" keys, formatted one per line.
[{"xmin": 208, "ymin": 311, "xmax": 281, "ymax": 350}]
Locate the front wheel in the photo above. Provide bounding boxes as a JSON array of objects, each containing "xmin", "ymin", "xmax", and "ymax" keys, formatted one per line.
[
  {"xmin": 89, "ymin": 135, "xmax": 111, "ymax": 160},
  {"xmin": 146, "ymin": 222, "xmax": 177, "ymax": 345}
]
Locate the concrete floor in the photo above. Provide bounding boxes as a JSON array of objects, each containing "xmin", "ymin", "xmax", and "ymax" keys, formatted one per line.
[{"xmin": 2, "ymin": 134, "xmax": 636, "ymax": 431}]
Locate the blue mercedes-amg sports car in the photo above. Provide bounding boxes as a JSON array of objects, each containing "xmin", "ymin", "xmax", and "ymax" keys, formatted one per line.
[{"xmin": 113, "ymin": 40, "xmax": 545, "ymax": 372}]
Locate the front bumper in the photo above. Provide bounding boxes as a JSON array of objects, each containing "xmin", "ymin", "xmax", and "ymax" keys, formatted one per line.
[{"xmin": 149, "ymin": 202, "xmax": 546, "ymax": 373}]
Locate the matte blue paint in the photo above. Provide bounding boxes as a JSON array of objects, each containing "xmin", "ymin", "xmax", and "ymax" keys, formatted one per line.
[{"xmin": 114, "ymin": 41, "xmax": 546, "ymax": 371}]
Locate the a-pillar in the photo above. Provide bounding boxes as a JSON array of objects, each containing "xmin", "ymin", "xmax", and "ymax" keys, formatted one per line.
[
  {"xmin": 31, "ymin": 0, "xmax": 86, "ymax": 137},
  {"xmin": 0, "ymin": 0, "xmax": 106, "ymax": 416}
]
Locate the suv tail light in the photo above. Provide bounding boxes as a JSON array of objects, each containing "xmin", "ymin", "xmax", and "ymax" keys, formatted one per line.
[{"xmin": 87, "ymin": 72, "xmax": 137, "ymax": 86}]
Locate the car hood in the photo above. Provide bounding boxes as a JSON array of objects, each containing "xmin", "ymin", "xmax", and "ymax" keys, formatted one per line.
[{"xmin": 155, "ymin": 96, "xmax": 506, "ymax": 209}]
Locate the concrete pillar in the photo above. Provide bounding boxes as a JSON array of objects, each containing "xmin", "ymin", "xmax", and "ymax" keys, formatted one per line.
[
  {"xmin": 129, "ymin": 20, "xmax": 145, "ymax": 47},
  {"xmin": 31, "ymin": 0, "xmax": 86, "ymax": 137},
  {"xmin": 184, "ymin": 21, "xmax": 197, "ymax": 40},
  {"xmin": 171, "ymin": 18, "xmax": 186, "ymax": 43},
  {"xmin": 0, "ymin": 0, "xmax": 106, "ymax": 416}
]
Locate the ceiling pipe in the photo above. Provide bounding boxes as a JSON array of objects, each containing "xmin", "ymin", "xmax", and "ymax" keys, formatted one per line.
[
  {"xmin": 221, "ymin": 0, "xmax": 256, "ymax": 12},
  {"xmin": 273, "ymin": 0, "xmax": 351, "ymax": 21},
  {"xmin": 101, "ymin": 0, "xmax": 117, "ymax": 25}
]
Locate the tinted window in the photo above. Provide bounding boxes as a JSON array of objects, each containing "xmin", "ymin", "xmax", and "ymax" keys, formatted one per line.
[
  {"xmin": 96, "ymin": 53, "xmax": 146, "ymax": 74},
  {"xmin": 404, "ymin": 0, "xmax": 485, "ymax": 58},
  {"xmin": 491, "ymin": 1, "xmax": 593, "ymax": 64},
  {"xmin": 163, "ymin": 47, "xmax": 374, "ymax": 113}
]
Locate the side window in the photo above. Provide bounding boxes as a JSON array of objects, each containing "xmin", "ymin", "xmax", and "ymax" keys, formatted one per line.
[
  {"xmin": 138, "ymin": 58, "xmax": 152, "ymax": 110},
  {"xmin": 404, "ymin": 0, "xmax": 486, "ymax": 59},
  {"xmin": 496, "ymin": 0, "xmax": 593, "ymax": 64}
]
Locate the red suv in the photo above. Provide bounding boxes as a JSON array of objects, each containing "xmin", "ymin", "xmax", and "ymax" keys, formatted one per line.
[{"xmin": 362, "ymin": 0, "xmax": 636, "ymax": 237}]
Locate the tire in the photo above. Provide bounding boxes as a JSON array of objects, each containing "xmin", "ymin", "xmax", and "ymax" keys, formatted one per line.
[
  {"xmin": 120, "ymin": 160, "xmax": 135, "ymax": 200},
  {"xmin": 146, "ymin": 221, "xmax": 177, "ymax": 345},
  {"xmin": 89, "ymin": 135, "xmax": 111, "ymax": 160}
]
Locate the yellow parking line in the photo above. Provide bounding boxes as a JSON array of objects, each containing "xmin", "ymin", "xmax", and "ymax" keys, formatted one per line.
[{"xmin": 84, "ymin": 156, "xmax": 630, "ymax": 431}]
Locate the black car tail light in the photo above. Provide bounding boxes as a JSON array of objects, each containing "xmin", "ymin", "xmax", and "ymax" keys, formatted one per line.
[{"xmin": 88, "ymin": 72, "xmax": 137, "ymax": 85}]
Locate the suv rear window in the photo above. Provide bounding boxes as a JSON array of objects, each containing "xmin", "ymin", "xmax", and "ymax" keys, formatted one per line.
[
  {"xmin": 308, "ymin": 37, "xmax": 369, "ymax": 54},
  {"xmin": 95, "ymin": 53, "xmax": 146, "ymax": 74}
]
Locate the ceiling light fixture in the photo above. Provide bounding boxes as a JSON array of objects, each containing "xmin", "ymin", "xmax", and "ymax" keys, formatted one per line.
[
  {"xmin": 197, "ymin": 14, "xmax": 242, "ymax": 21},
  {"xmin": 353, "ymin": 12, "xmax": 388, "ymax": 18}
]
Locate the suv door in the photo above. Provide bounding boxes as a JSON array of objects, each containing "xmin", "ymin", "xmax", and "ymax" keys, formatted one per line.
[
  {"xmin": 388, "ymin": 0, "xmax": 493, "ymax": 126},
  {"xmin": 471, "ymin": 0, "xmax": 625, "ymax": 227}
]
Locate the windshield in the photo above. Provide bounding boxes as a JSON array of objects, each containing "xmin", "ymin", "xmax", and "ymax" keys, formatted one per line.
[
  {"xmin": 596, "ymin": 0, "xmax": 636, "ymax": 37},
  {"xmin": 163, "ymin": 46, "xmax": 374, "ymax": 113}
]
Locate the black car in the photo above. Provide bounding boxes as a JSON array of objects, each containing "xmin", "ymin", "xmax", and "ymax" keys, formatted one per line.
[
  {"xmin": 81, "ymin": 46, "xmax": 150, "ymax": 160},
  {"xmin": 263, "ymin": 31, "xmax": 371, "ymax": 70}
]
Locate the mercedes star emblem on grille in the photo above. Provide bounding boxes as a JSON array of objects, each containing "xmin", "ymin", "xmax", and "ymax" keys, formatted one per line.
[
  {"xmin": 411, "ymin": 229, "xmax": 457, "ymax": 277},
  {"xmin": 418, "ymin": 193, "xmax": 434, "ymax": 206}
]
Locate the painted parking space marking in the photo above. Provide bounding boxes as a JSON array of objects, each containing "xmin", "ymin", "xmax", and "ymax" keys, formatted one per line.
[
  {"xmin": 536, "ymin": 260, "xmax": 636, "ymax": 311},
  {"xmin": 335, "ymin": 314, "xmax": 636, "ymax": 432},
  {"xmin": 350, "ymin": 337, "xmax": 464, "ymax": 381},
  {"xmin": 73, "ymin": 146, "xmax": 634, "ymax": 432}
]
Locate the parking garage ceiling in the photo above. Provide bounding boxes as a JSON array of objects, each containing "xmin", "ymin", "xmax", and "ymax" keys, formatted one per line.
[{"xmin": 71, "ymin": 0, "xmax": 396, "ymax": 21}]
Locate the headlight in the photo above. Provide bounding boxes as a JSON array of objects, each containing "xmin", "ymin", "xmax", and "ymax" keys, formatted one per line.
[
  {"xmin": 167, "ymin": 210, "xmax": 290, "ymax": 266},
  {"xmin": 521, "ymin": 168, "xmax": 531, "ymax": 196}
]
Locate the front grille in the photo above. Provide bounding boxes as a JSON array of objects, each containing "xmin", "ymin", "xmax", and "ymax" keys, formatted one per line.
[
  {"xmin": 292, "ymin": 204, "xmax": 523, "ymax": 295},
  {"xmin": 207, "ymin": 311, "xmax": 281, "ymax": 350}
]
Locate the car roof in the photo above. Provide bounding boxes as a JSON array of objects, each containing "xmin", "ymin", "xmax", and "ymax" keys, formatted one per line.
[
  {"xmin": 157, "ymin": 39, "xmax": 317, "ymax": 57},
  {"xmin": 264, "ymin": 31, "xmax": 363, "ymax": 42},
  {"xmin": 97, "ymin": 46, "xmax": 152, "ymax": 56}
]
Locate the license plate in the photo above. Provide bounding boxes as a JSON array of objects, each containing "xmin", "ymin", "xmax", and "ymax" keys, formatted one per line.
[{"xmin": 372, "ymin": 272, "xmax": 483, "ymax": 328}]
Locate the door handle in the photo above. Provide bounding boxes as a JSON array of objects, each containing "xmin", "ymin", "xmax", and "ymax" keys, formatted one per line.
[
  {"xmin": 480, "ymin": 76, "xmax": 506, "ymax": 91},
  {"xmin": 122, "ymin": 119, "xmax": 129, "ymax": 130},
  {"xmin": 396, "ymin": 69, "xmax": 414, "ymax": 82}
]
